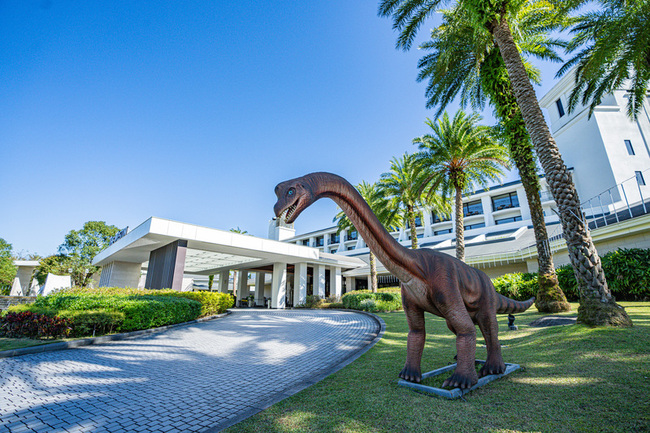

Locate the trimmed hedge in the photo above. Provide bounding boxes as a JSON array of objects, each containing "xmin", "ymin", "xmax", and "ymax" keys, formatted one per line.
[
  {"xmin": 341, "ymin": 288, "xmax": 402, "ymax": 312},
  {"xmin": 6, "ymin": 287, "xmax": 234, "ymax": 338},
  {"xmin": 0, "ymin": 311, "xmax": 71, "ymax": 339}
]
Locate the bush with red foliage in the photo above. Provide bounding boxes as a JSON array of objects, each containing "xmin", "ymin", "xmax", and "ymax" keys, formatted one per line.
[{"xmin": 0, "ymin": 311, "xmax": 71, "ymax": 339}]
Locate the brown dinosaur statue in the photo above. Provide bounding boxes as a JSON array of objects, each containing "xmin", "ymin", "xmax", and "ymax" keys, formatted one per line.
[{"xmin": 274, "ymin": 172, "xmax": 535, "ymax": 389}]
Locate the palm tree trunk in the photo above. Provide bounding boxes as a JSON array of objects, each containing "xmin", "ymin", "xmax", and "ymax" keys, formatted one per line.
[
  {"xmin": 454, "ymin": 184, "xmax": 465, "ymax": 262},
  {"xmin": 490, "ymin": 16, "xmax": 631, "ymax": 326},
  {"xmin": 510, "ymin": 135, "xmax": 570, "ymax": 313},
  {"xmin": 407, "ymin": 205, "xmax": 418, "ymax": 249},
  {"xmin": 369, "ymin": 251, "xmax": 378, "ymax": 293}
]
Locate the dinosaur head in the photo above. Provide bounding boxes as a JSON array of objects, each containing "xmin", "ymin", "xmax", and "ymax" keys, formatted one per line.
[{"xmin": 273, "ymin": 175, "xmax": 316, "ymax": 224}]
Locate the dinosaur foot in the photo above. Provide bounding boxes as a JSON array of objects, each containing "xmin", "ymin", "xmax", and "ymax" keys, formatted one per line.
[
  {"xmin": 399, "ymin": 365, "xmax": 422, "ymax": 383},
  {"xmin": 479, "ymin": 358, "xmax": 506, "ymax": 377},
  {"xmin": 442, "ymin": 370, "xmax": 478, "ymax": 389}
]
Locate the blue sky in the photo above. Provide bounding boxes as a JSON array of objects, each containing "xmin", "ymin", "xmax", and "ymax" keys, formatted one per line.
[{"xmin": 1, "ymin": 0, "xmax": 566, "ymax": 257}]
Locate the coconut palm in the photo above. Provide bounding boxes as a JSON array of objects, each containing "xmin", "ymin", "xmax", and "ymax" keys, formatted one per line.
[
  {"xmin": 558, "ymin": 0, "xmax": 650, "ymax": 119},
  {"xmin": 417, "ymin": 2, "xmax": 570, "ymax": 311},
  {"xmin": 334, "ymin": 181, "xmax": 403, "ymax": 292},
  {"xmin": 378, "ymin": 0, "xmax": 632, "ymax": 326},
  {"xmin": 414, "ymin": 110, "xmax": 508, "ymax": 261},
  {"xmin": 380, "ymin": 153, "xmax": 448, "ymax": 250}
]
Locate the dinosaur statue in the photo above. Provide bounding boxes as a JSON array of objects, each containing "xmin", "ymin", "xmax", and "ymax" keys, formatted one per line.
[{"xmin": 274, "ymin": 172, "xmax": 535, "ymax": 389}]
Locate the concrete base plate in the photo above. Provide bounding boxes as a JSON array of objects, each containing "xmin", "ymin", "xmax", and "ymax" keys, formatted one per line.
[{"xmin": 397, "ymin": 360, "xmax": 521, "ymax": 399}]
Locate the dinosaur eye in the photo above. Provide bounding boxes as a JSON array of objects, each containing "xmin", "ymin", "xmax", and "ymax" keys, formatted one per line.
[{"xmin": 288, "ymin": 188, "xmax": 295, "ymax": 196}]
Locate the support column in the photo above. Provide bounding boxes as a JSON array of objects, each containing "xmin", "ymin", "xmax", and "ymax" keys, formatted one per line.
[
  {"xmin": 238, "ymin": 271, "xmax": 249, "ymax": 302},
  {"xmin": 144, "ymin": 240, "xmax": 187, "ymax": 290},
  {"xmin": 347, "ymin": 276, "xmax": 356, "ymax": 293},
  {"xmin": 330, "ymin": 267, "xmax": 342, "ymax": 299},
  {"xmin": 218, "ymin": 270, "xmax": 229, "ymax": 293},
  {"xmin": 294, "ymin": 262, "xmax": 307, "ymax": 306},
  {"xmin": 481, "ymin": 196, "xmax": 495, "ymax": 226},
  {"xmin": 516, "ymin": 187, "xmax": 532, "ymax": 221},
  {"xmin": 423, "ymin": 209, "xmax": 433, "ymax": 237},
  {"xmin": 316, "ymin": 265, "xmax": 326, "ymax": 298},
  {"xmin": 271, "ymin": 263, "xmax": 287, "ymax": 309},
  {"xmin": 99, "ymin": 261, "xmax": 142, "ymax": 288},
  {"xmin": 255, "ymin": 272, "xmax": 265, "ymax": 306}
]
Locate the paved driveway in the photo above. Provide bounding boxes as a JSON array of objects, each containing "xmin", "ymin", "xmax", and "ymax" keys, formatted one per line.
[{"xmin": 0, "ymin": 309, "xmax": 381, "ymax": 433}]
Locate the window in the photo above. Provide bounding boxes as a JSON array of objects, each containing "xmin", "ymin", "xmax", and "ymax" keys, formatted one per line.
[
  {"xmin": 434, "ymin": 228, "xmax": 453, "ymax": 235},
  {"xmin": 625, "ymin": 140, "xmax": 635, "ymax": 155},
  {"xmin": 414, "ymin": 216, "xmax": 422, "ymax": 227},
  {"xmin": 347, "ymin": 245, "xmax": 355, "ymax": 251},
  {"xmin": 463, "ymin": 200, "xmax": 483, "ymax": 217},
  {"xmin": 492, "ymin": 192, "xmax": 520, "ymax": 211},
  {"xmin": 346, "ymin": 231, "xmax": 358, "ymax": 241},
  {"xmin": 555, "ymin": 98, "xmax": 565, "ymax": 117},
  {"xmin": 301, "ymin": 239, "xmax": 310, "ymax": 246},
  {"xmin": 315, "ymin": 236, "xmax": 324, "ymax": 247},
  {"xmin": 464, "ymin": 222, "xmax": 486, "ymax": 230},
  {"xmin": 329, "ymin": 233, "xmax": 340, "ymax": 244},
  {"xmin": 636, "ymin": 171, "xmax": 646, "ymax": 186},
  {"xmin": 495, "ymin": 216, "xmax": 523, "ymax": 225},
  {"xmin": 432, "ymin": 211, "xmax": 450, "ymax": 223}
]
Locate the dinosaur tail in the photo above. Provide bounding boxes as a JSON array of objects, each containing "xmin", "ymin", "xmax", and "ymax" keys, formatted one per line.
[{"xmin": 496, "ymin": 294, "xmax": 535, "ymax": 314}]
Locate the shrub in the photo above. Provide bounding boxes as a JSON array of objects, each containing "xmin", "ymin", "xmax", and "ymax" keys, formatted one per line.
[
  {"xmin": 601, "ymin": 248, "xmax": 650, "ymax": 300},
  {"xmin": 359, "ymin": 299, "xmax": 377, "ymax": 312},
  {"xmin": 154, "ymin": 290, "xmax": 234, "ymax": 315},
  {"xmin": 0, "ymin": 311, "xmax": 71, "ymax": 339},
  {"xmin": 341, "ymin": 290, "xmax": 402, "ymax": 312},
  {"xmin": 555, "ymin": 265, "xmax": 579, "ymax": 301},
  {"xmin": 58, "ymin": 310, "xmax": 125, "ymax": 337},
  {"xmin": 491, "ymin": 273, "xmax": 538, "ymax": 301}
]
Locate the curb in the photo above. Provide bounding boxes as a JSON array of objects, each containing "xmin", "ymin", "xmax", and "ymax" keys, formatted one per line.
[
  {"xmin": 0, "ymin": 311, "xmax": 232, "ymax": 359},
  {"xmin": 204, "ymin": 309, "xmax": 386, "ymax": 433}
]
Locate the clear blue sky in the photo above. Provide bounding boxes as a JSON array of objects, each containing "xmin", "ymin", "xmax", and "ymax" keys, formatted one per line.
[{"xmin": 0, "ymin": 0, "xmax": 566, "ymax": 257}]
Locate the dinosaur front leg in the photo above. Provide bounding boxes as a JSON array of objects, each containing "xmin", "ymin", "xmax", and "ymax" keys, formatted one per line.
[
  {"xmin": 399, "ymin": 298, "xmax": 426, "ymax": 383},
  {"xmin": 476, "ymin": 311, "xmax": 506, "ymax": 377}
]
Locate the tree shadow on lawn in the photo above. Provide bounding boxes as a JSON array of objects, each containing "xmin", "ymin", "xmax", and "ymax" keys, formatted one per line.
[
  {"xmin": 227, "ymin": 304, "xmax": 650, "ymax": 433},
  {"xmin": 0, "ymin": 310, "xmax": 380, "ymax": 433}
]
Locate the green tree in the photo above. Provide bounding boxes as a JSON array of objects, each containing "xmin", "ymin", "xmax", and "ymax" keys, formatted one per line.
[
  {"xmin": 34, "ymin": 254, "xmax": 71, "ymax": 286},
  {"xmin": 378, "ymin": 0, "xmax": 632, "ymax": 326},
  {"xmin": 558, "ymin": 0, "xmax": 650, "ymax": 119},
  {"xmin": 414, "ymin": 110, "xmax": 508, "ymax": 261},
  {"xmin": 334, "ymin": 181, "xmax": 403, "ymax": 292},
  {"xmin": 0, "ymin": 238, "xmax": 17, "ymax": 290},
  {"xmin": 380, "ymin": 153, "xmax": 447, "ymax": 249},
  {"xmin": 416, "ymin": 2, "xmax": 570, "ymax": 311},
  {"xmin": 58, "ymin": 221, "xmax": 119, "ymax": 287}
]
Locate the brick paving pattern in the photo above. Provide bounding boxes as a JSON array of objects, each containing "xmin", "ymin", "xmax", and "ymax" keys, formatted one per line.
[{"xmin": 0, "ymin": 309, "xmax": 379, "ymax": 432}]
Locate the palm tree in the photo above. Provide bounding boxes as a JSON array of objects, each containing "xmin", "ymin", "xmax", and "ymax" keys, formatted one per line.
[
  {"xmin": 558, "ymin": 0, "xmax": 650, "ymax": 119},
  {"xmin": 380, "ymin": 153, "xmax": 447, "ymax": 249},
  {"xmin": 334, "ymin": 181, "xmax": 403, "ymax": 292},
  {"xmin": 414, "ymin": 110, "xmax": 508, "ymax": 261},
  {"xmin": 378, "ymin": 0, "xmax": 632, "ymax": 326},
  {"xmin": 417, "ymin": 2, "xmax": 571, "ymax": 312}
]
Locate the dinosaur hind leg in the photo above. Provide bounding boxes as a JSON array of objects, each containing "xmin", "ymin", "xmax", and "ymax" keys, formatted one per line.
[
  {"xmin": 441, "ymin": 310, "xmax": 478, "ymax": 389},
  {"xmin": 476, "ymin": 312, "xmax": 506, "ymax": 377}
]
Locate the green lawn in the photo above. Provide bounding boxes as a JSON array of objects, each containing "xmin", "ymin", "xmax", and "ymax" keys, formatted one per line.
[
  {"xmin": 0, "ymin": 337, "xmax": 59, "ymax": 352},
  {"xmin": 226, "ymin": 302, "xmax": 649, "ymax": 433}
]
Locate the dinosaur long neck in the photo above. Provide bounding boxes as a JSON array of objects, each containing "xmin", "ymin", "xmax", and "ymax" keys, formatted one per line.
[{"xmin": 307, "ymin": 173, "xmax": 414, "ymax": 283}]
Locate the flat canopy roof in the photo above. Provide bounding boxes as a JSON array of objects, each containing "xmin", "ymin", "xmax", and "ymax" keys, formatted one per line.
[{"xmin": 93, "ymin": 217, "xmax": 365, "ymax": 275}]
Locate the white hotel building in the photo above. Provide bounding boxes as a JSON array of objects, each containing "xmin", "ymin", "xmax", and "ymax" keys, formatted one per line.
[{"xmin": 93, "ymin": 76, "xmax": 650, "ymax": 307}]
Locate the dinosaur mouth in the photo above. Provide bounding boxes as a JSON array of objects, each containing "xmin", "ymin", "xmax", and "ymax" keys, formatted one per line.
[{"xmin": 284, "ymin": 199, "xmax": 300, "ymax": 222}]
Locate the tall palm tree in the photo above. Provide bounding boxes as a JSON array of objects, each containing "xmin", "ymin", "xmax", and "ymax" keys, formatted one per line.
[
  {"xmin": 558, "ymin": 0, "xmax": 650, "ymax": 119},
  {"xmin": 417, "ymin": 2, "xmax": 571, "ymax": 312},
  {"xmin": 378, "ymin": 0, "xmax": 632, "ymax": 326},
  {"xmin": 380, "ymin": 153, "xmax": 447, "ymax": 249},
  {"xmin": 334, "ymin": 181, "xmax": 403, "ymax": 292},
  {"xmin": 414, "ymin": 110, "xmax": 508, "ymax": 261}
]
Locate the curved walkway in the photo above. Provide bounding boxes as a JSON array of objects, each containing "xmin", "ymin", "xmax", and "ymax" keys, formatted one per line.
[{"xmin": 0, "ymin": 309, "xmax": 381, "ymax": 433}]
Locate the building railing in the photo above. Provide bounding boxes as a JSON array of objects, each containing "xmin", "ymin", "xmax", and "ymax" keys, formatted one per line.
[{"xmin": 579, "ymin": 167, "xmax": 650, "ymax": 230}]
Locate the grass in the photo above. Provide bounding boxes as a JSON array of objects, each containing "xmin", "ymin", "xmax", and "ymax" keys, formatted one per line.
[
  {"xmin": 225, "ymin": 302, "xmax": 650, "ymax": 433},
  {"xmin": 0, "ymin": 337, "xmax": 60, "ymax": 351}
]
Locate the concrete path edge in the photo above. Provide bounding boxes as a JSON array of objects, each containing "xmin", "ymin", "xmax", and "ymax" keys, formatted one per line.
[
  {"xmin": 204, "ymin": 309, "xmax": 386, "ymax": 433},
  {"xmin": 0, "ymin": 311, "xmax": 232, "ymax": 359}
]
